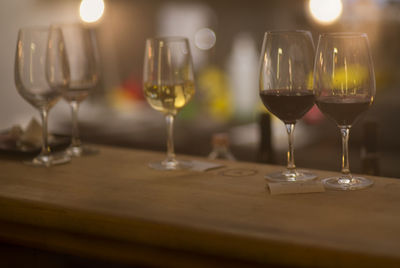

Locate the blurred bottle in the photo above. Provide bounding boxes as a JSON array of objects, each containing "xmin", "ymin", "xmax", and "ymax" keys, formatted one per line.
[
  {"xmin": 257, "ymin": 112, "xmax": 274, "ymax": 164},
  {"xmin": 226, "ymin": 32, "xmax": 259, "ymax": 121},
  {"xmin": 361, "ymin": 120, "xmax": 380, "ymax": 176},
  {"xmin": 208, "ymin": 133, "xmax": 236, "ymax": 160}
]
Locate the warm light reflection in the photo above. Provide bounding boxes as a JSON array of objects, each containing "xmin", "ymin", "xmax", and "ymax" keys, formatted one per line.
[
  {"xmin": 309, "ymin": 0, "xmax": 342, "ymax": 25},
  {"xmin": 79, "ymin": 0, "xmax": 105, "ymax": 23}
]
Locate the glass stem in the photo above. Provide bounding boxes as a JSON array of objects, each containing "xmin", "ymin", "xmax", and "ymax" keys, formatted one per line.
[
  {"xmin": 165, "ymin": 114, "xmax": 176, "ymax": 163},
  {"xmin": 70, "ymin": 101, "xmax": 81, "ymax": 148},
  {"xmin": 340, "ymin": 127, "xmax": 351, "ymax": 176},
  {"xmin": 40, "ymin": 108, "xmax": 50, "ymax": 157},
  {"xmin": 285, "ymin": 123, "xmax": 296, "ymax": 172}
]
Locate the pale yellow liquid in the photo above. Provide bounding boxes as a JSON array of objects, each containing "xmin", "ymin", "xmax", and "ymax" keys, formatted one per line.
[{"xmin": 144, "ymin": 81, "xmax": 195, "ymax": 115}]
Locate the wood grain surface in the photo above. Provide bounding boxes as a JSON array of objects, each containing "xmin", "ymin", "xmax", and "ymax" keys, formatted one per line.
[{"xmin": 0, "ymin": 145, "xmax": 399, "ymax": 267}]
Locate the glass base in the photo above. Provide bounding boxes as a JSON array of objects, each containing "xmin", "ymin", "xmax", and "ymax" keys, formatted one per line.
[
  {"xmin": 67, "ymin": 145, "xmax": 99, "ymax": 157},
  {"xmin": 149, "ymin": 159, "xmax": 192, "ymax": 171},
  {"xmin": 322, "ymin": 176, "xmax": 374, "ymax": 190},
  {"xmin": 24, "ymin": 153, "xmax": 71, "ymax": 167},
  {"xmin": 265, "ymin": 169, "xmax": 317, "ymax": 182}
]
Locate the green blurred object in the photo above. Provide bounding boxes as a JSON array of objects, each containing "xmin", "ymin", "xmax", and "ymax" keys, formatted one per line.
[
  {"xmin": 197, "ymin": 65, "xmax": 233, "ymax": 122},
  {"xmin": 178, "ymin": 100, "xmax": 199, "ymax": 120}
]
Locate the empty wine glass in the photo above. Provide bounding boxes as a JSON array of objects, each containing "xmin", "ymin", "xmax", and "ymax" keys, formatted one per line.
[
  {"xmin": 15, "ymin": 26, "xmax": 71, "ymax": 166},
  {"xmin": 143, "ymin": 37, "xmax": 195, "ymax": 170},
  {"xmin": 314, "ymin": 33, "xmax": 375, "ymax": 190},
  {"xmin": 259, "ymin": 31, "xmax": 317, "ymax": 181},
  {"xmin": 58, "ymin": 23, "xmax": 100, "ymax": 157}
]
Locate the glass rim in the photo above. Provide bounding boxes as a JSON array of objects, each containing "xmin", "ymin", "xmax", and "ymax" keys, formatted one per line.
[
  {"xmin": 264, "ymin": 30, "xmax": 312, "ymax": 35},
  {"xmin": 50, "ymin": 22, "xmax": 87, "ymax": 29},
  {"xmin": 18, "ymin": 26, "xmax": 50, "ymax": 32},
  {"xmin": 146, "ymin": 36, "xmax": 189, "ymax": 42},
  {"xmin": 319, "ymin": 32, "xmax": 368, "ymax": 38}
]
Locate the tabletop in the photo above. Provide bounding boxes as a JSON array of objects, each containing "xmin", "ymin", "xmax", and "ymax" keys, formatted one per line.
[{"xmin": 0, "ymin": 145, "xmax": 399, "ymax": 267}]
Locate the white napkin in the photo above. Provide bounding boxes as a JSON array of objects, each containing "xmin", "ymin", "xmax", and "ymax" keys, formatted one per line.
[
  {"xmin": 190, "ymin": 160, "xmax": 225, "ymax": 172},
  {"xmin": 18, "ymin": 118, "xmax": 42, "ymax": 147}
]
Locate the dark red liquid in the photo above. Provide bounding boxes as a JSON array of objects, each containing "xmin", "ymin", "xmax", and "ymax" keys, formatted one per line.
[
  {"xmin": 260, "ymin": 90, "xmax": 315, "ymax": 124},
  {"xmin": 316, "ymin": 96, "xmax": 372, "ymax": 126}
]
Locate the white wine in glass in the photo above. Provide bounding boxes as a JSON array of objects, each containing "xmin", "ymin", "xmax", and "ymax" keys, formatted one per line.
[
  {"xmin": 314, "ymin": 33, "xmax": 376, "ymax": 190},
  {"xmin": 14, "ymin": 26, "xmax": 71, "ymax": 166},
  {"xmin": 143, "ymin": 37, "xmax": 195, "ymax": 170}
]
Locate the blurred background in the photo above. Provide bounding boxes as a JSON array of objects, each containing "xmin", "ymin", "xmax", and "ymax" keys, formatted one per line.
[{"xmin": 1, "ymin": 0, "xmax": 400, "ymax": 177}]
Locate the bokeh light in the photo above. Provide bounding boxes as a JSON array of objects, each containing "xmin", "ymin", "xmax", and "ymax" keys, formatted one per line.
[
  {"xmin": 79, "ymin": 0, "xmax": 105, "ymax": 23},
  {"xmin": 194, "ymin": 28, "xmax": 216, "ymax": 50},
  {"xmin": 309, "ymin": 0, "xmax": 343, "ymax": 25}
]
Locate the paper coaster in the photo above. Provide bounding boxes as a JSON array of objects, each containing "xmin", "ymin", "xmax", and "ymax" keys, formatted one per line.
[
  {"xmin": 268, "ymin": 180, "xmax": 325, "ymax": 195},
  {"xmin": 190, "ymin": 160, "xmax": 225, "ymax": 172}
]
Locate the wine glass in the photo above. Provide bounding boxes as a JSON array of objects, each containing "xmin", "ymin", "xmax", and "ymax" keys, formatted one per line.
[
  {"xmin": 143, "ymin": 37, "xmax": 195, "ymax": 170},
  {"xmin": 314, "ymin": 33, "xmax": 375, "ymax": 190},
  {"xmin": 15, "ymin": 26, "xmax": 71, "ymax": 166},
  {"xmin": 57, "ymin": 23, "xmax": 100, "ymax": 157},
  {"xmin": 259, "ymin": 31, "xmax": 317, "ymax": 181}
]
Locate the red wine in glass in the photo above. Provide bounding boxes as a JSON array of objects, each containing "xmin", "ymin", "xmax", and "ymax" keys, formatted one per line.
[
  {"xmin": 260, "ymin": 90, "xmax": 315, "ymax": 124},
  {"xmin": 259, "ymin": 30, "xmax": 317, "ymax": 182},
  {"xmin": 316, "ymin": 95, "xmax": 372, "ymax": 126},
  {"xmin": 314, "ymin": 33, "xmax": 376, "ymax": 190}
]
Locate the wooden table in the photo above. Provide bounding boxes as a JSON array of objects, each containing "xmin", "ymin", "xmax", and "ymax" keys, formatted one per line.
[{"xmin": 0, "ymin": 145, "xmax": 399, "ymax": 267}]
